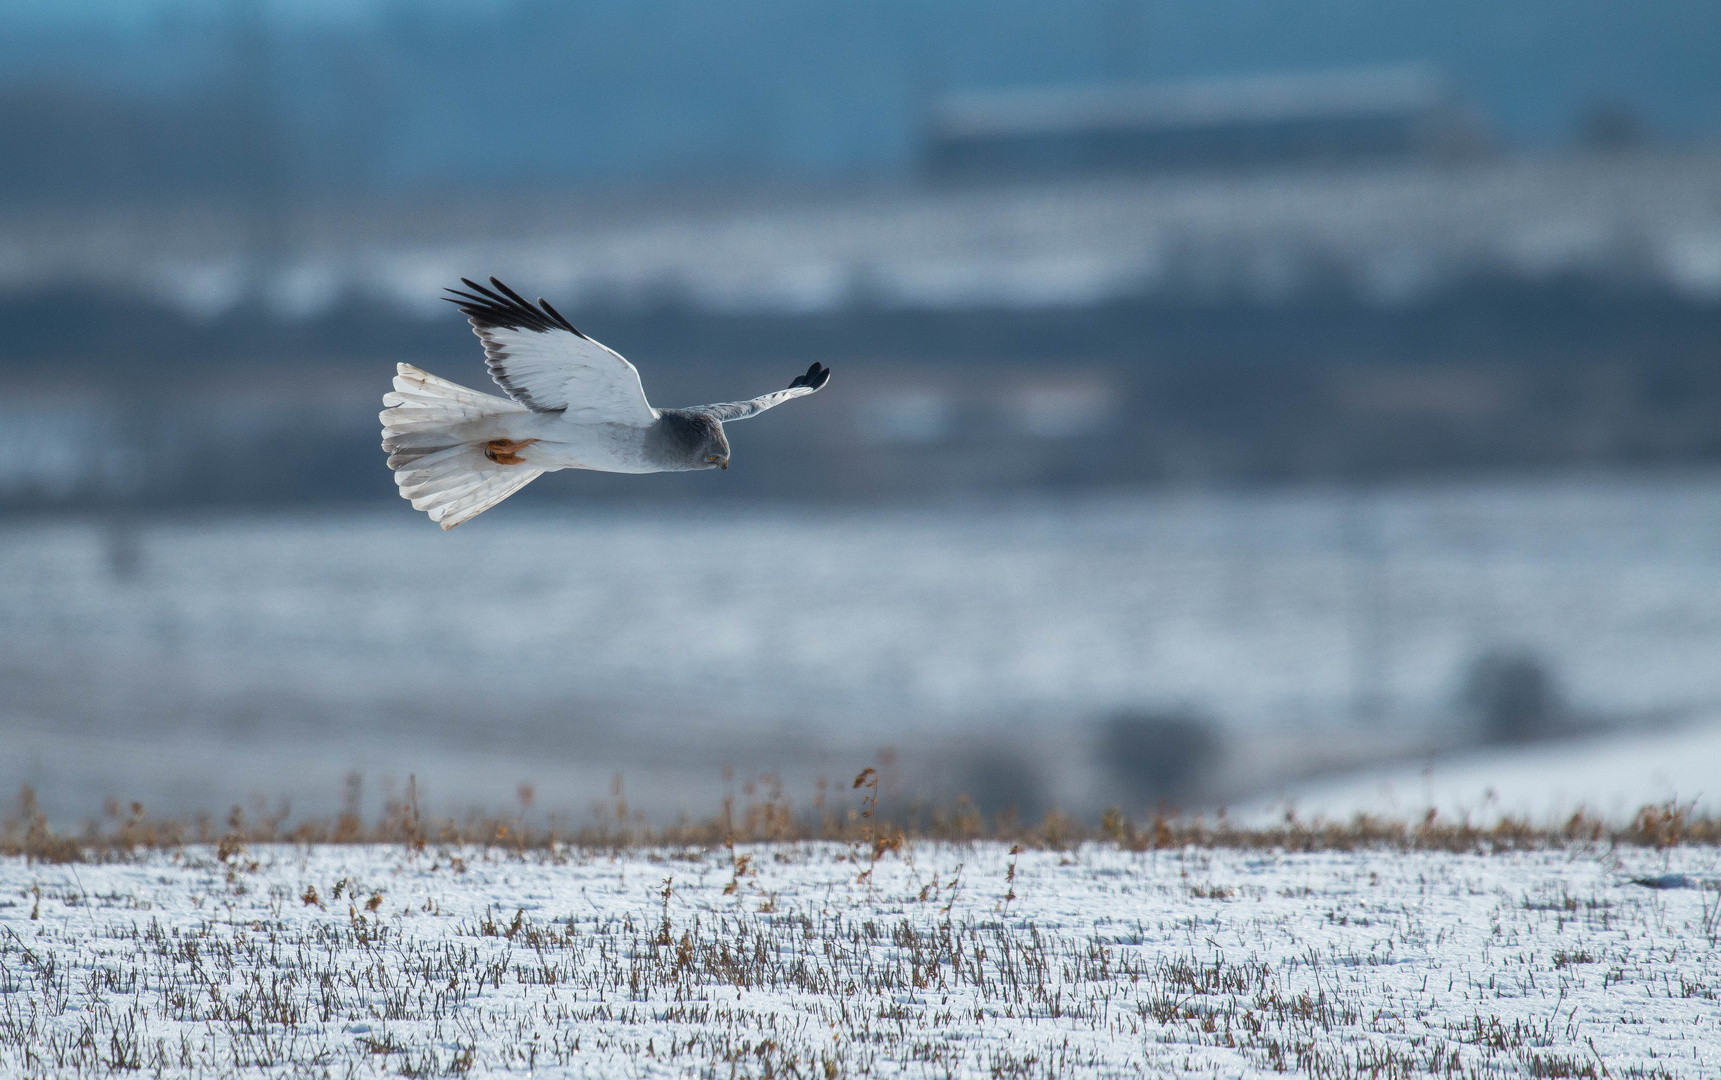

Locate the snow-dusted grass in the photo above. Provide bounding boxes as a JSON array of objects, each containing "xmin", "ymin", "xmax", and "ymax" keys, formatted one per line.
[{"xmin": 3, "ymin": 840, "xmax": 1718, "ymax": 1078}]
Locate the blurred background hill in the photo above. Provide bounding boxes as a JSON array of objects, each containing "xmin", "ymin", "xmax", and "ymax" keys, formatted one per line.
[
  {"xmin": 1, "ymin": 0, "xmax": 1719, "ymax": 506},
  {"xmin": 1, "ymin": 0, "xmax": 1718, "ymax": 824}
]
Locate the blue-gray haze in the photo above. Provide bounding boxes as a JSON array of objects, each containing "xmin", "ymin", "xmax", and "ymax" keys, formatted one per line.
[{"xmin": 0, "ymin": 0, "xmax": 1715, "ymax": 194}]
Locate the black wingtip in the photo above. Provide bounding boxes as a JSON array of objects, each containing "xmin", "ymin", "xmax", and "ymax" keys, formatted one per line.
[
  {"xmin": 535, "ymin": 296, "xmax": 581, "ymax": 336},
  {"xmin": 443, "ymin": 276, "xmax": 574, "ymax": 335},
  {"xmin": 790, "ymin": 362, "xmax": 831, "ymax": 390}
]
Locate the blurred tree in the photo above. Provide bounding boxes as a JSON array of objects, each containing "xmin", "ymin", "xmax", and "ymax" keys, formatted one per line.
[
  {"xmin": 1097, "ymin": 709, "xmax": 1222, "ymax": 806},
  {"xmin": 957, "ymin": 748, "xmax": 1048, "ymax": 823},
  {"xmin": 1460, "ymin": 649, "xmax": 1567, "ymax": 744}
]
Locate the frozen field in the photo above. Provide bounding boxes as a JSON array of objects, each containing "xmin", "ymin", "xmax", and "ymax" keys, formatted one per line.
[
  {"xmin": 1244, "ymin": 718, "xmax": 1721, "ymax": 825},
  {"xmin": 4, "ymin": 472, "xmax": 1721, "ymax": 818},
  {"xmin": 2, "ymin": 840, "xmax": 1718, "ymax": 1078}
]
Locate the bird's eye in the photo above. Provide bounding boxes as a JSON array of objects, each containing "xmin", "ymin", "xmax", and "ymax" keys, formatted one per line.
[{"xmin": 707, "ymin": 455, "xmax": 721, "ymax": 463}]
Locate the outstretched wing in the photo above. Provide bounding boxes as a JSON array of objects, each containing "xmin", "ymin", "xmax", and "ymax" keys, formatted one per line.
[
  {"xmin": 444, "ymin": 277, "xmax": 657, "ymax": 426},
  {"xmin": 689, "ymin": 363, "xmax": 832, "ymax": 423}
]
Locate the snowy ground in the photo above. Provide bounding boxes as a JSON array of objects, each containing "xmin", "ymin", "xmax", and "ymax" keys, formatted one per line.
[
  {"xmin": 1245, "ymin": 719, "xmax": 1721, "ymax": 825},
  {"xmin": 3, "ymin": 841, "xmax": 1717, "ymax": 1078}
]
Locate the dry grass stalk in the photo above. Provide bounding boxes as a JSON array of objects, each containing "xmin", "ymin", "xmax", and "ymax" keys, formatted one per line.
[{"xmin": 3, "ymin": 778, "xmax": 1717, "ymax": 864}]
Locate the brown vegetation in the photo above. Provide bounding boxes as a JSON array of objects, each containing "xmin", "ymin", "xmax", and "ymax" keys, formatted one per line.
[{"xmin": 3, "ymin": 769, "xmax": 1716, "ymax": 865}]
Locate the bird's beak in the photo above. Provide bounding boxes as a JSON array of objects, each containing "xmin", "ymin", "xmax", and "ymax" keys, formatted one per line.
[{"xmin": 720, "ymin": 459, "xmax": 729, "ymax": 470}]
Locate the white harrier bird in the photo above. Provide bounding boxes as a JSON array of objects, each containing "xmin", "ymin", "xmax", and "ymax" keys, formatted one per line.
[{"xmin": 381, "ymin": 277, "xmax": 832, "ymax": 529}]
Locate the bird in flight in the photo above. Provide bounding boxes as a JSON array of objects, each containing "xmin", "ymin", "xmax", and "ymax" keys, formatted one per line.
[{"xmin": 381, "ymin": 277, "xmax": 832, "ymax": 529}]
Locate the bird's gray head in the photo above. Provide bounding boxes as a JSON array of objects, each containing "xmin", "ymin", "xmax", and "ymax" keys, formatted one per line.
[
  {"xmin": 650, "ymin": 409, "xmax": 730, "ymax": 471},
  {"xmin": 697, "ymin": 416, "xmax": 730, "ymax": 470}
]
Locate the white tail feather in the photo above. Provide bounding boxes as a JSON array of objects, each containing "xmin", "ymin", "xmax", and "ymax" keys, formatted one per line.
[{"xmin": 381, "ymin": 363, "xmax": 543, "ymax": 529}]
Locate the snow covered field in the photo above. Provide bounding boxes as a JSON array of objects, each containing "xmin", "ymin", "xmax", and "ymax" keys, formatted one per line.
[
  {"xmin": 3, "ymin": 840, "xmax": 1717, "ymax": 1078},
  {"xmin": 1245, "ymin": 719, "xmax": 1721, "ymax": 825},
  {"xmin": 6, "ymin": 473, "xmax": 1721, "ymax": 820}
]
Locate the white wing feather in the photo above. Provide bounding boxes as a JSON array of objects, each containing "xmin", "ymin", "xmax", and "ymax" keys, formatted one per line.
[
  {"xmin": 447, "ymin": 277, "xmax": 657, "ymax": 426},
  {"xmin": 691, "ymin": 363, "xmax": 833, "ymax": 422}
]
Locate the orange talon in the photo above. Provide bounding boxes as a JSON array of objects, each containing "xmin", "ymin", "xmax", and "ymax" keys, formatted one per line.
[{"xmin": 483, "ymin": 438, "xmax": 538, "ymax": 465}]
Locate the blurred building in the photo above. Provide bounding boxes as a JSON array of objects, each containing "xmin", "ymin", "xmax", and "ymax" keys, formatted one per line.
[{"xmin": 925, "ymin": 66, "xmax": 1483, "ymax": 180}]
